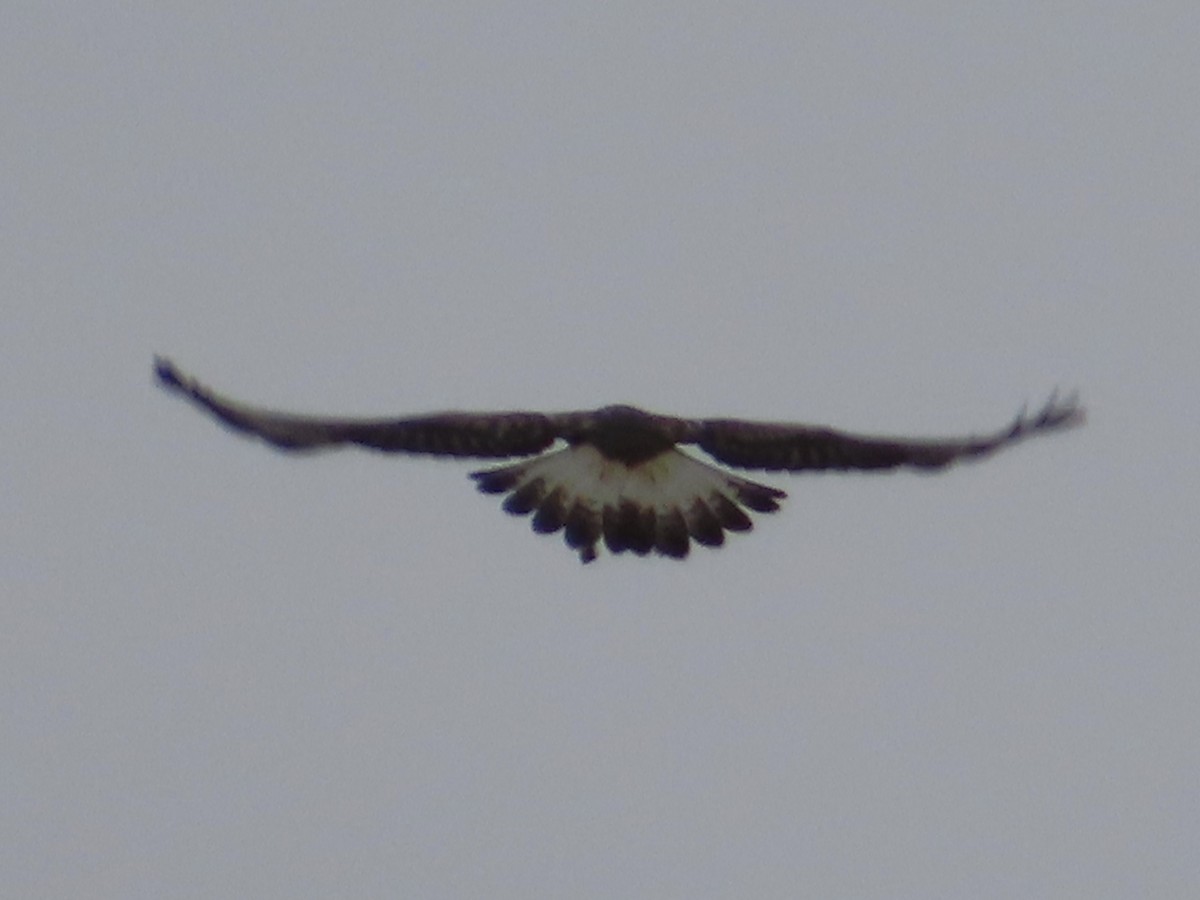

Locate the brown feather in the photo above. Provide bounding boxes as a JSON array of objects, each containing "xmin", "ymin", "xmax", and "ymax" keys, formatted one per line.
[
  {"xmin": 655, "ymin": 509, "xmax": 691, "ymax": 559},
  {"xmin": 685, "ymin": 499, "xmax": 725, "ymax": 547},
  {"xmin": 532, "ymin": 487, "xmax": 569, "ymax": 533},
  {"xmin": 503, "ymin": 478, "xmax": 546, "ymax": 515},
  {"xmin": 156, "ymin": 357, "xmax": 1083, "ymax": 564}
]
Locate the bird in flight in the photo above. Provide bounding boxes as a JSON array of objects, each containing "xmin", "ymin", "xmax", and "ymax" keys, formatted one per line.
[{"xmin": 154, "ymin": 357, "xmax": 1083, "ymax": 563}]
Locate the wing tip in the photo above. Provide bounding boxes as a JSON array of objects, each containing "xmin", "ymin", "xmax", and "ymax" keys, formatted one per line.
[
  {"xmin": 153, "ymin": 355, "xmax": 184, "ymax": 391},
  {"xmin": 1021, "ymin": 388, "xmax": 1087, "ymax": 436},
  {"xmin": 153, "ymin": 356, "xmax": 206, "ymax": 404}
]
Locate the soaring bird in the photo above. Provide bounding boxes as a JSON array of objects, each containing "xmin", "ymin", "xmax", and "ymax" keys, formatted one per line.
[{"xmin": 154, "ymin": 357, "xmax": 1083, "ymax": 563}]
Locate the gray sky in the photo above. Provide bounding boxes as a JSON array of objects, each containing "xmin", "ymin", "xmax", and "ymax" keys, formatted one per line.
[{"xmin": 5, "ymin": 3, "xmax": 1198, "ymax": 897}]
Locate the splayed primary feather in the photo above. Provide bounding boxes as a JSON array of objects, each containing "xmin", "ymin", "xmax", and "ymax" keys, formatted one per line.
[{"xmin": 154, "ymin": 357, "xmax": 1084, "ymax": 564}]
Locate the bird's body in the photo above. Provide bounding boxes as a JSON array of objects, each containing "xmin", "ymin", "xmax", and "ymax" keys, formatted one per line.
[
  {"xmin": 559, "ymin": 405, "xmax": 685, "ymax": 464},
  {"xmin": 154, "ymin": 357, "xmax": 1083, "ymax": 562}
]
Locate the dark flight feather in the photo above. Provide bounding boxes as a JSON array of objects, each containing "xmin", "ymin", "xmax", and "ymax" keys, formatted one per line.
[{"xmin": 155, "ymin": 357, "xmax": 1083, "ymax": 562}]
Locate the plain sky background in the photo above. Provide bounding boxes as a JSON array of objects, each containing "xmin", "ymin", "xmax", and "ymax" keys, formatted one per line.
[{"xmin": 5, "ymin": 3, "xmax": 1198, "ymax": 897}]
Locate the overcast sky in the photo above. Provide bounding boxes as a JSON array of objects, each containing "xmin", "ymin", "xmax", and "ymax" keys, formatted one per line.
[{"xmin": 5, "ymin": 3, "xmax": 1198, "ymax": 897}]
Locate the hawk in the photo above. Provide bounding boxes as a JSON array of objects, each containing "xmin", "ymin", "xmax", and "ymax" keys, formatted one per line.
[{"xmin": 154, "ymin": 357, "xmax": 1083, "ymax": 563}]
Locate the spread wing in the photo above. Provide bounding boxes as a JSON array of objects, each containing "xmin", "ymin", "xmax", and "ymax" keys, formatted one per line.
[
  {"xmin": 154, "ymin": 357, "xmax": 558, "ymax": 458},
  {"xmin": 688, "ymin": 392, "xmax": 1084, "ymax": 472}
]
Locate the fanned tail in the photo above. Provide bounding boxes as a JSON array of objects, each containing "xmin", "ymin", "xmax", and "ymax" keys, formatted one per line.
[{"xmin": 472, "ymin": 446, "xmax": 785, "ymax": 563}]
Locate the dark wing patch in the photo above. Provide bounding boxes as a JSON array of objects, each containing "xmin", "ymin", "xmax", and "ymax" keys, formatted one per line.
[
  {"xmin": 564, "ymin": 501, "xmax": 603, "ymax": 560},
  {"xmin": 684, "ymin": 499, "xmax": 725, "ymax": 547},
  {"xmin": 655, "ymin": 508, "xmax": 691, "ymax": 559},
  {"xmin": 503, "ymin": 478, "xmax": 547, "ymax": 514},
  {"xmin": 602, "ymin": 501, "xmax": 657, "ymax": 557},
  {"xmin": 157, "ymin": 356, "xmax": 1084, "ymax": 564},
  {"xmin": 709, "ymin": 494, "xmax": 754, "ymax": 532},
  {"xmin": 155, "ymin": 357, "xmax": 556, "ymax": 458},
  {"xmin": 694, "ymin": 392, "xmax": 1084, "ymax": 473}
]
